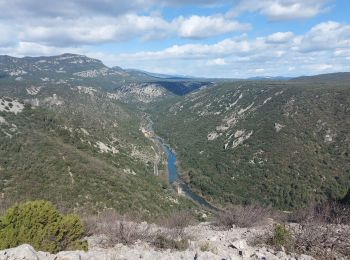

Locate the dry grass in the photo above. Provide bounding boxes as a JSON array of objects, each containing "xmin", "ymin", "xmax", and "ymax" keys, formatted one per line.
[
  {"xmin": 83, "ymin": 210, "xmax": 192, "ymax": 251},
  {"xmin": 292, "ymin": 223, "xmax": 350, "ymax": 259},
  {"xmin": 288, "ymin": 202, "xmax": 350, "ymax": 225},
  {"xmin": 252, "ymin": 202, "xmax": 350, "ymax": 259},
  {"xmin": 253, "ymin": 223, "xmax": 350, "ymax": 259},
  {"xmin": 152, "ymin": 235, "xmax": 189, "ymax": 251},
  {"xmin": 156, "ymin": 211, "xmax": 194, "ymax": 239},
  {"xmin": 287, "ymin": 202, "xmax": 350, "ymax": 259},
  {"xmin": 83, "ymin": 210, "xmax": 151, "ymax": 247},
  {"xmin": 214, "ymin": 204, "xmax": 276, "ymax": 228}
]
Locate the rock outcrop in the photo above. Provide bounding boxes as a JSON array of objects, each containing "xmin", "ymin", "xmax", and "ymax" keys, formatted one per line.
[{"xmin": 0, "ymin": 223, "xmax": 315, "ymax": 260}]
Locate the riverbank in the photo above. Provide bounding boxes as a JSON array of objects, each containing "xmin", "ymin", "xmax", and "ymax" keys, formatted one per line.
[{"xmin": 140, "ymin": 114, "xmax": 220, "ymax": 211}]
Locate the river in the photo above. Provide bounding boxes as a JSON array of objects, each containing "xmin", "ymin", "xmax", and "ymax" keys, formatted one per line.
[
  {"xmin": 141, "ymin": 114, "xmax": 219, "ymax": 211},
  {"xmin": 158, "ymin": 139, "xmax": 219, "ymax": 212}
]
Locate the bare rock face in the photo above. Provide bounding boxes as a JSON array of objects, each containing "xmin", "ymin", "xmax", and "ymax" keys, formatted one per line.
[
  {"xmin": 0, "ymin": 242, "xmax": 314, "ymax": 260},
  {"xmin": 0, "ymin": 244, "xmax": 39, "ymax": 260}
]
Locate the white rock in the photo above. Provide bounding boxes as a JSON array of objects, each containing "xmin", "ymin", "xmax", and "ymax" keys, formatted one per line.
[
  {"xmin": 230, "ymin": 239, "xmax": 248, "ymax": 251},
  {"xmin": 95, "ymin": 141, "xmax": 119, "ymax": 154},
  {"xmin": 37, "ymin": 251, "xmax": 56, "ymax": 260},
  {"xmin": 274, "ymin": 123, "xmax": 285, "ymax": 133},
  {"xmin": 207, "ymin": 131, "xmax": 220, "ymax": 141},
  {"xmin": 0, "ymin": 116, "xmax": 7, "ymax": 125},
  {"xmin": 0, "ymin": 98, "xmax": 24, "ymax": 114},
  {"xmin": 56, "ymin": 251, "xmax": 82, "ymax": 260},
  {"xmin": 0, "ymin": 244, "xmax": 39, "ymax": 260},
  {"xmin": 263, "ymin": 96, "xmax": 273, "ymax": 105}
]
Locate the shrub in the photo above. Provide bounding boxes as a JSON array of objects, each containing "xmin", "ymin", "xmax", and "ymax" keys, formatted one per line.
[
  {"xmin": 289, "ymin": 202, "xmax": 350, "ymax": 225},
  {"xmin": 153, "ymin": 235, "xmax": 189, "ymax": 251},
  {"xmin": 83, "ymin": 210, "xmax": 151, "ymax": 247},
  {"xmin": 83, "ymin": 210, "xmax": 192, "ymax": 251},
  {"xmin": 156, "ymin": 211, "xmax": 194, "ymax": 239},
  {"xmin": 214, "ymin": 204, "xmax": 274, "ymax": 228},
  {"xmin": 0, "ymin": 200, "xmax": 87, "ymax": 253},
  {"xmin": 271, "ymin": 224, "xmax": 292, "ymax": 248},
  {"xmin": 292, "ymin": 223, "xmax": 350, "ymax": 259},
  {"xmin": 199, "ymin": 241, "xmax": 210, "ymax": 252},
  {"xmin": 157, "ymin": 211, "xmax": 194, "ymax": 230}
]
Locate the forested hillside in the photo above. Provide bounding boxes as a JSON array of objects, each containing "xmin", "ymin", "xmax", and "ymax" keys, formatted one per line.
[{"xmin": 153, "ymin": 78, "xmax": 350, "ymax": 209}]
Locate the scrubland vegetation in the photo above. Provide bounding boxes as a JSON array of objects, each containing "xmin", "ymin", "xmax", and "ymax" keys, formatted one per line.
[
  {"xmin": 0, "ymin": 200, "xmax": 87, "ymax": 253},
  {"xmin": 215, "ymin": 201, "xmax": 350, "ymax": 259},
  {"xmin": 1, "ymin": 199, "xmax": 349, "ymax": 259},
  {"xmin": 82, "ymin": 209, "xmax": 194, "ymax": 251}
]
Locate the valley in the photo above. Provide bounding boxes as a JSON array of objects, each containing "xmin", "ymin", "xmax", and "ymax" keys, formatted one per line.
[
  {"xmin": 0, "ymin": 54, "xmax": 349, "ymax": 215},
  {"xmin": 140, "ymin": 114, "xmax": 219, "ymax": 211},
  {"xmin": 2, "ymin": 1, "xmax": 350, "ymax": 258}
]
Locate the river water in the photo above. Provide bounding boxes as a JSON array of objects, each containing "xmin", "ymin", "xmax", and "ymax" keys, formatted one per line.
[
  {"xmin": 143, "ymin": 115, "xmax": 218, "ymax": 211},
  {"xmin": 158, "ymin": 140, "xmax": 218, "ymax": 211}
]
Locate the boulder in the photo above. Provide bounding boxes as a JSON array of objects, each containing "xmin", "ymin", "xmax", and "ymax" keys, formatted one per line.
[
  {"xmin": 0, "ymin": 244, "xmax": 39, "ymax": 260},
  {"xmin": 229, "ymin": 239, "xmax": 248, "ymax": 251}
]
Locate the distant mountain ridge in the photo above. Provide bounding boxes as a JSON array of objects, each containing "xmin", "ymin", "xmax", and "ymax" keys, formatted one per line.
[
  {"xmin": 247, "ymin": 76, "xmax": 293, "ymax": 80},
  {"xmin": 292, "ymin": 72, "xmax": 350, "ymax": 82},
  {"xmin": 0, "ymin": 53, "xmax": 213, "ymax": 100},
  {"xmin": 125, "ymin": 68, "xmax": 195, "ymax": 80}
]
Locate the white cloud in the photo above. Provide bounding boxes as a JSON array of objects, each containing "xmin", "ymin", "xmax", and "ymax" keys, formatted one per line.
[
  {"xmin": 0, "ymin": 1, "xmax": 348, "ymax": 78},
  {"xmin": 0, "ymin": 0, "xmax": 332, "ymax": 48},
  {"xmin": 0, "ymin": 0, "xmax": 151, "ymax": 18},
  {"xmin": 177, "ymin": 15, "xmax": 250, "ymax": 39},
  {"xmin": 297, "ymin": 21, "xmax": 350, "ymax": 52},
  {"xmin": 228, "ymin": 0, "xmax": 331, "ymax": 21},
  {"xmin": 266, "ymin": 32, "xmax": 294, "ymax": 43},
  {"xmin": 5, "ymin": 19, "xmax": 348, "ymax": 78},
  {"xmin": 255, "ymin": 68, "xmax": 265, "ymax": 73},
  {"xmin": 0, "ymin": 25, "xmax": 17, "ymax": 47},
  {"xmin": 0, "ymin": 13, "xmax": 248, "ymax": 46},
  {"xmin": 0, "ymin": 0, "xmax": 231, "ymax": 19},
  {"xmin": 2, "ymin": 42, "xmax": 84, "ymax": 57},
  {"xmin": 16, "ymin": 15, "xmax": 174, "ymax": 45},
  {"xmin": 104, "ymin": 20, "xmax": 350, "ymax": 77},
  {"xmin": 207, "ymin": 58, "xmax": 227, "ymax": 65},
  {"xmin": 314, "ymin": 64, "xmax": 333, "ymax": 71}
]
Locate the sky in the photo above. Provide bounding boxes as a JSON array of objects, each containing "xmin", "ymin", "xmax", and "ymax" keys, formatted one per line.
[{"xmin": 1, "ymin": 0, "xmax": 350, "ymax": 78}]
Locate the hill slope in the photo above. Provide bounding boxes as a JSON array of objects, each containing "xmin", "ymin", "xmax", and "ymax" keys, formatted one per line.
[
  {"xmin": 152, "ymin": 79, "xmax": 350, "ymax": 209},
  {"xmin": 0, "ymin": 54, "xmax": 198, "ymax": 215}
]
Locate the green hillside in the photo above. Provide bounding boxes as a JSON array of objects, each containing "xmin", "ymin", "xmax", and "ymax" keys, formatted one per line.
[
  {"xmin": 0, "ymin": 54, "xmax": 197, "ymax": 215},
  {"xmin": 152, "ymin": 79, "xmax": 350, "ymax": 209},
  {"xmin": 1, "ymin": 53, "xmax": 349, "ymax": 213}
]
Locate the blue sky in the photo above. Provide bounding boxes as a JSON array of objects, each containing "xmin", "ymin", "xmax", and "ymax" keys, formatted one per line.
[{"xmin": 0, "ymin": 0, "xmax": 350, "ymax": 77}]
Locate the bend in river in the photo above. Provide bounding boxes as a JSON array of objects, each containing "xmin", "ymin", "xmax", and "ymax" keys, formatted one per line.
[
  {"xmin": 159, "ymin": 141, "xmax": 219, "ymax": 211},
  {"xmin": 141, "ymin": 114, "xmax": 219, "ymax": 211}
]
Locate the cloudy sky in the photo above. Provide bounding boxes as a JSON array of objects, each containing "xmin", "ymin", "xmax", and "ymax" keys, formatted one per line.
[{"xmin": 1, "ymin": 0, "xmax": 350, "ymax": 77}]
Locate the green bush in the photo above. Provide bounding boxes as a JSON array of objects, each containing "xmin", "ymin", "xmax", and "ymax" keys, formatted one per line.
[
  {"xmin": 272, "ymin": 224, "xmax": 292, "ymax": 247},
  {"xmin": 153, "ymin": 235, "xmax": 189, "ymax": 251},
  {"xmin": 0, "ymin": 200, "xmax": 88, "ymax": 253}
]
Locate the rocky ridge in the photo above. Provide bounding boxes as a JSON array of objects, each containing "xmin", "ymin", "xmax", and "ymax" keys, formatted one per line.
[{"xmin": 0, "ymin": 223, "xmax": 315, "ymax": 260}]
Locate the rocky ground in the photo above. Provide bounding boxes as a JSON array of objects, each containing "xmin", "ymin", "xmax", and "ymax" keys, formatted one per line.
[{"xmin": 0, "ymin": 222, "xmax": 315, "ymax": 260}]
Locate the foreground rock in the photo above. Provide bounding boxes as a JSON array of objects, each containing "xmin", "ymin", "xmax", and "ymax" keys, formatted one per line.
[{"xmin": 0, "ymin": 223, "xmax": 315, "ymax": 260}]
